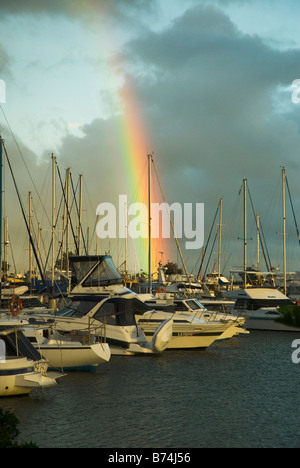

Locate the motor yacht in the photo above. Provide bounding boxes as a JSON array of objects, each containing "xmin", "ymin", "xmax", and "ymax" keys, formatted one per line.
[
  {"xmin": 20, "ymin": 255, "xmax": 173, "ymax": 355},
  {"xmin": 139, "ymin": 294, "xmax": 248, "ymax": 340},
  {"xmin": 136, "ymin": 309, "xmax": 232, "ymax": 349},
  {"xmin": 50, "ymin": 295, "xmax": 173, "ymax": 355},
  {"xmin": 55, "ymin": 255, "xmax": 173, "ymax": 355},
  {"xmin": 230, "ymin": 288, "xmax": 298, "ymax": 331},
  {"xmin": 22, "ymin": 296, "xmax": 173, "ymax": 356}
]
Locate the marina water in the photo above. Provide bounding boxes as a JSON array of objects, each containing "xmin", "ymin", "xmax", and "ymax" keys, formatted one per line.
[{"xmin": 1, "ymin": 330, "xmax": 300, "ymax": 448}]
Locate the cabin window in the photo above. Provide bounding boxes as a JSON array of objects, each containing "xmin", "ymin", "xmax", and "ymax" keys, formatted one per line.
[
  {"xmin": 94, "ymin": 302, "xmax": 116, "ymax": 325},
  {"xmin": 185, "ymin": 300, "xmax": 200, "ymax": 310},
  {"xmin": 56, "ymin": 300, "xmax": 96, "ymax": 318},
  {"xmin": 174, "ymin": 301, "xmax": 189, "ymax": 311}
]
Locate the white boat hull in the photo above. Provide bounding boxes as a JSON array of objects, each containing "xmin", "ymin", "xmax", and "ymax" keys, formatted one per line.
[
  {"xmin": 35, "ymin": 342, "xmax": 111, "ymax": 370},
  {"xmin": 140, "ymin": 322, "xmax": 228, "ymax": 349},
  {"xmin": 0, "ymin": 357, "xmax": 57, "ymax": 397}
]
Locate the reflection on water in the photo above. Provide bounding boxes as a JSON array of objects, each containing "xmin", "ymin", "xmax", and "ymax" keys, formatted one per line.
[{"xmin": 1, "ymin": 331, "xmax": 300, "ymax": 448}]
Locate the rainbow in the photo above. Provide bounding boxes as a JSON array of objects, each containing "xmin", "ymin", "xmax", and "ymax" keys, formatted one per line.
[
  {"xmin": 83, "ymin": 7, "xmax": 175, "ymax": 275},
  {"xmin": 115, "ymin": 77, "xmax": 174, "ymax": 275}
]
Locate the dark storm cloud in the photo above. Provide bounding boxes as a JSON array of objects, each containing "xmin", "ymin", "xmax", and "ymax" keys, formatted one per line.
[
  {"xmin": 51, "ymin": 4, "xmax": 300, "ymax": 212},
  {"xmin": 122, "ymin": 5, "xmax": 300, "ymax": 192},
  {"xmin": 0, "ymin": 0, "xmax": 155, "ymax": 20}
]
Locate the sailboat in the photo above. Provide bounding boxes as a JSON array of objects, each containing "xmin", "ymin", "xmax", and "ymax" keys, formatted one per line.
[
  {"xmin": 0, "ymin": 316, "xmax": 60, "ymax": 396},
  {"xmin": 227, "ymin": 176, "xmax": 298, "ymax": 331},
  {"xmin": 0, "ymin": 140, "xmax": 62, "ymax": 396}
]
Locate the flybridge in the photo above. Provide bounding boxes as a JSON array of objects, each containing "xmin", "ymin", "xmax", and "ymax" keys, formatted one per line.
[
  {"xmin": 67, "ymin": 255, "xmax": 134, "ymax": 298},
  {"xmin": 69, "ymin": 255, "xmax": 123, "ymax": 289}
]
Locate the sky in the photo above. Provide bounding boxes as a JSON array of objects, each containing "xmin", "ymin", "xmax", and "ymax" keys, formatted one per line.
[{"xmin": 1, "ymin": 0, "xmax": 300, "ymax": 279}]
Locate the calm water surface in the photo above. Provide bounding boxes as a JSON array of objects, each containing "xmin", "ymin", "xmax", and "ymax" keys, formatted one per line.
[{"xmin": 1, "ymin": 331, "xmax": 300, "ymax": 448}]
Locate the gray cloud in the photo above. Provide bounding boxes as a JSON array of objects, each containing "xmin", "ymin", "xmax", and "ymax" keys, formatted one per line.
[
  {"xmin": 0, "ymin": 0, "xmax": 155, "ymax": 21},
  {"xmin": 0, "ymin": 45, "xmax": 11, "ymax": 76},
  {"xmin": 124, "ymin": 5, "xmax": 300, "ymax": 180}
]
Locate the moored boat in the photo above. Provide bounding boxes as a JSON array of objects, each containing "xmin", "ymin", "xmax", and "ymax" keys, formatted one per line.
[
  {"xmin": 138, "ymin": 294, "xmax": 249, "ymax": 340},
  {"xmin": 0, "ymin": 317, "xmax": 60, "ymax": 396},
  {"xmin": 231, "ymin": 288, "xmax": 298, "ymax": 331},
  {"xmin": 136, "ymin": 309, "xmax": 231, "ymax": 349},
  {"xmin": 24, "ymin": 322, "xmax": 111, "ymax": 371},
  {"xmin": 33, "ymin": 255, "xmax": 174, "ymax": 356}
]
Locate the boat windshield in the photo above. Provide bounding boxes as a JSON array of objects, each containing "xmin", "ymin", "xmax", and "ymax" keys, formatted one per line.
[
  {"xmin": 192, "ymin": 299, "xmax": 206, "ymax": 310},
  {"xmin": 173, "ymin": 301, "xmax": 189, "ymax": 311},
  {"xmin": 185, "ymin": 300, "xmax": 202, "ymax": 310},
  {"xmin": 55, "ymin": 300, "xmax": 97, "ymax": 318},
  {"xmin": 70, "ymin": 255, "xmax": 122, "ymax": 287},
  {"xmin": 83, "ymin": 257, "xmax": 122, "ymax": 287}
]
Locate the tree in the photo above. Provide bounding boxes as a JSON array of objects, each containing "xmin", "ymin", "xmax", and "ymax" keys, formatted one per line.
[
  {"xmin": 164, "ymin": 262, "xmax": 183, "ymax": 275},
  {"xmin": 0, "ymin": 408, "xmax": 38, "ymax": 448}
]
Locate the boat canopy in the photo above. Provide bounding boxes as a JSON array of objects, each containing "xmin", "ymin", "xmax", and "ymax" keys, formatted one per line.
[
  {"xmin": 70, "ymin": 255, "xmax": 123, "ymax": 287},
  {"xmin": 56, "ymin": 296, "xmax": 151, "ymax": 327},
  {"xmin": 93, "ymin": 297, "xmax": 150, "ymax": 326},
  {"xmin": 0, "ymin": 327, "xmax": 42, "ymax": 362}
]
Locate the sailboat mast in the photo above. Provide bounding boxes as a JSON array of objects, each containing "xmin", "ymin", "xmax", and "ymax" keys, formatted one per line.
[
  {"xmin": 78, "ymin": 174, "xmax": 83, "ymax": 256},
  {"xmin": 65, "ymin": 168, "xmax": 70, "ymax": 281},
  {"xmin": 282, "ymin": 167, "xmax": 286, "ymax": 295},
  {"xmin": 29, "ymin": 191, "xmax": 33, "ymax": 288},
  {"xmin": 0, "ymin": 137, "xmax": 2, "ymax": 290},
  {"xmin": 3, "ymin": 216, "xmax": 8, "ymax": 281},
  {"xmin": 243, "ymin": 179, "xmax": 247, "ymax": 288},
  {"xmin": 256, "ymin": 213, "xmax": 260, "ymax": 270},
  {"xmin": 148, "ymin": 153, "xmax": 152, "ymax": 293},
  {"xmin": 52, "ymin": 154, "xmax": 56, "ymax": 290},
  {"xmin": 218, "ymin": 197, "xmax": 223, "ymax": 279}
]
